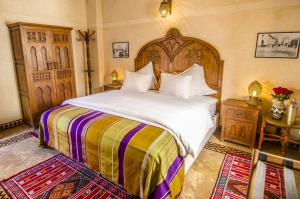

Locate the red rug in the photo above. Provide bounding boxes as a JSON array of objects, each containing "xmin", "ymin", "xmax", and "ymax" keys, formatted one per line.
[
  {"xmin": 211, "ymin": 153, "xmax": 252, "ymax": 199},
  {"xmin": 0, "ymin": 154, "xmax": 137, "ymax": 199},
  {"xmin": 264, "ymin": 163, "xmax": 286, "ymax": 198}
]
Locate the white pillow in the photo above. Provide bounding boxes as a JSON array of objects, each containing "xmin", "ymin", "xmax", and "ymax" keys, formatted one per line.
[
  {"xmin": 182, "ymin": 64, "xmax": 217, "ymax": 96},
  {"xmin": 159, "ymin": 73, "xmax": 192, "ymax": 99},
  {"xmin": 136, "ymin": 62, "xmax": 157, "ymax": 89},
  {"xmin": 121, "ymin": 71, "xmax": 153, "ymax": 92}
]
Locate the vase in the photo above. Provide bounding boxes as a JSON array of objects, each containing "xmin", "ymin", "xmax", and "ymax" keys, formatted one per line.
[{"xmin": 271, "ymin": 100, "xmax": 286, "ymax": 120}]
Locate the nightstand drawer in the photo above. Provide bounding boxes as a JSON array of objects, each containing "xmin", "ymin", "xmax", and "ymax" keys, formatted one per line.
[
  {"xmin": 224, "ymin": 106, "xmax": 258, "ymax": 122},
  {"xmin": 224, "ymin": 119, "xmax": 254, "ymax": 146}
]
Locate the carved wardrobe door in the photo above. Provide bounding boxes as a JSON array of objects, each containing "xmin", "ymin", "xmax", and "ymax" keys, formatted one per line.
[
  {"xmin": 9, "ymin": 23, "xmax": 77, "ymax": 128},
  {"xmin": 51, "ymin": 31, "xmax": 76, "ymax": 105},
  {"xmin": 22, "ymin": 28, "xmax": 57, "ymax": 125}
]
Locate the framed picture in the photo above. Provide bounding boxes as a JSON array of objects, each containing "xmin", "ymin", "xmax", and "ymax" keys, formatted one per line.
[
  {"xmin": 112, "ymin": 42, "xmax": 129, "ymax": 58},
  {"xmin": 255, "ymin": 32, "xmax": 300, "ymax": 58}
]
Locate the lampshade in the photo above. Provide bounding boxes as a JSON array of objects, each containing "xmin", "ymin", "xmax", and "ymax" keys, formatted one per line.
[
  {"xmin": 159, "ymin": 0, "xmax": 170, "ymax": 18},
  {"xmin": 111, "ymin": 70, "xmax": 118, "ymax": 81},
  {"xmin": 247, "ymin": 81, "xmax": 262, "ymax": 105},
  {"xmin": 248, "ymin": 81, "xmax": 262, "ymax": 97},
  {"xmin": 111, "ymin": 70, "xmax": 119, "ymax": 86}
]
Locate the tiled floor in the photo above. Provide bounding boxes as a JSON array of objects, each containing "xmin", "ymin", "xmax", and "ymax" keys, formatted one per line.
[{"xmin": 0, "ymin": 124, "xmax": 32, "ymax": 140}]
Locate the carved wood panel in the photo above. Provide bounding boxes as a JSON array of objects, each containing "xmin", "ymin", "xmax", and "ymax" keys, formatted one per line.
[
  {"xmin": 53, "ymin": 33, "xmax": 69, "ymax": 42},
  {"xmin": 35, "ymin": 85, "xmax": 54, "ymax": 111},
  {"xmin": 51, "ymin": 32, "xmax": 73, "ymax": 69},
  {"xmin": 224, "ymin": 119, "xmax": 253, "ymax": 144},
  {"xmin": 57, "ymin": 83, "xmax": 66, "ymax": 103},
  {"xmin": 27, "ymin": 31, "xmax": 46, "ymax": 42},
  {"xmin": 52, "ymin": 31, "xmax": 76, "ymax": 105},
  {"xmin": 135, "ymin": 28, "xmax": 224, "ymax": 112}
]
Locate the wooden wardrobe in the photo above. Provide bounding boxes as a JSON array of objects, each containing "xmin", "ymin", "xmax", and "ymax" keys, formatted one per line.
[{"xmin": 8, "ymin": 23, "xmax": 77, "ymax": 127}]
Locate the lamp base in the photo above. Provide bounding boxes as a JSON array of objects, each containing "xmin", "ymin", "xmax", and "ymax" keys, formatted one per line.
[
  {"xmin": 112, "ymin": 80, "xmax": 121, "ymax": 87},
  {"xmin": 247, "ymin": 96, "xmax": 262, "ymax": 106}
]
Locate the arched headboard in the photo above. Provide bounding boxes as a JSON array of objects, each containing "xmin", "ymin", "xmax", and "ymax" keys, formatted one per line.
[{"xmin": 135, "ymin": 28, "xmax": 224, "ymax": 112}]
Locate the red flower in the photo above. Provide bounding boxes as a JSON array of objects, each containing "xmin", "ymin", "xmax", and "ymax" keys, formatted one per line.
[
  {"xmin": 271, "ymin": 87, "xmax": 294, "ymax": 101},
  {"xmin": 273, "ymin": 87, "xmax": 293, "ymax": 95}
]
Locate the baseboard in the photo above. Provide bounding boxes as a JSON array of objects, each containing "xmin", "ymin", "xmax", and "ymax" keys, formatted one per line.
[{"xmin": 0, "ymin": 119, "xmax": 24, "ymax": 131}]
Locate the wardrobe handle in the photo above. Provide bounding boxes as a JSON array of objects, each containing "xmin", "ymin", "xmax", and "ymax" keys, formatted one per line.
[{"xmin": 47, "ymin": 62, "xmax": 53, "ymax": 70}]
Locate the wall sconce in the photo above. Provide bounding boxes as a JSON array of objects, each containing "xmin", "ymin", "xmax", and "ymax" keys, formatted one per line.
[
  {"xmin": 111, "ymin": 70, "xmax": 119, "ymax": 86},
  {"xmin": 247, "ymin": 81, "xmax": 262, "ymax": 106},
  {"xmin": 159, "ymin": 0, "xmax": 172, "ymax": 18}
]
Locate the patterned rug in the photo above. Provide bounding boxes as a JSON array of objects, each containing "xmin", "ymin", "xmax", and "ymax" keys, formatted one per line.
[
  {"xmin": 0, "ymin": 154, "xmax": 137, "ymax": 199},
  {"xmin": 211, "ymin": 153, "xmax": 252, "ymax": 199},
  {"xmin": 0, "ymin": 130, "xmax": 255, "ymax": 199},
  {"xmin": 264, "ymin": 163, "xmax": 286, "ymax": 198}
]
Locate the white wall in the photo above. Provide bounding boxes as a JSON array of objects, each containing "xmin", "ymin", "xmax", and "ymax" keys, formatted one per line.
[{"xmin": 0, "ymin": 0, "xmax": 87, "ymax": 123}]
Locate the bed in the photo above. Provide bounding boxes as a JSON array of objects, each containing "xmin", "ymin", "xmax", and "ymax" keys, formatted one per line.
[{"xmin": 39, "ymin": 28, "xmax": 224, "ymax": 198}]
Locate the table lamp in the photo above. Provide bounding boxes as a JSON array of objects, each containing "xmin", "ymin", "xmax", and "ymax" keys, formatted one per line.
[
  {"xmin": 111, "ymin": 70, "xmax": 119, "ymax": 86},
  {"xmin": 247, "ymin": 81, "xmax": 262, "ymax": 105}
]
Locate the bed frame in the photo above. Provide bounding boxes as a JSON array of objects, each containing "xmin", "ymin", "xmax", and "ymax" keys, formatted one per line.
[{"xmin": 135, "ymin": 28, "xmax": 224, "ymax": 112}]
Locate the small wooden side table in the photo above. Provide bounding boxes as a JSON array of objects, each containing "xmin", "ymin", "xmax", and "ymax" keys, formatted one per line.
[
  {"xmin": 221, "ymin": 99, "xmax": 261, "ymax": 149},
  {"xmin": 259, "ymin": 113, "xmax": 300, "ymax": 156},
  {"xmin": 104, "ymin": 84, "xmax": 122, "ymax": 91}
]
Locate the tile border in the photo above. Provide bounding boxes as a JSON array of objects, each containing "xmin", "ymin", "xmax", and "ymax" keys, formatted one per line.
[{"xmin": 0, "ymin": 119, "xmax": 24, "ymax": 131}]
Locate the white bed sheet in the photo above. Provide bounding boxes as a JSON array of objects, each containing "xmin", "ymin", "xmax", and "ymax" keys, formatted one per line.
[
  {"xmin": 184, "ymin": 114, "xmax": 218, "ymax": 173},
  {"xmin": 63, "ymin": 90, "xmax": 215, "ymax": 158},
  {"xmin": 148, "ymin": 90, "xmax": 217, "ymax": 116},
  {"xmin": 188, "ymin": 95, "xmax": 217, "ymax": 116}
]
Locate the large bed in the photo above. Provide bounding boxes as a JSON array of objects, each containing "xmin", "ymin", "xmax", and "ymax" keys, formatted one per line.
[{"xmin": 39, "ymin": 28, "xmax": 224, "ymax": 198}]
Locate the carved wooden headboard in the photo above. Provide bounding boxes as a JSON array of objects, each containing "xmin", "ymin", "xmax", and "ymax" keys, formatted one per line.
[{"xmin": 135, "ymin": 28, "xmax": 224, "ymax": 112}]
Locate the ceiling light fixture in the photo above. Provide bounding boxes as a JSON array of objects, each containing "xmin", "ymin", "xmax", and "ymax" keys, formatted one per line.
[{"xmin": 159, "ymin": 0, "xmax": 172, "ymax": 18}]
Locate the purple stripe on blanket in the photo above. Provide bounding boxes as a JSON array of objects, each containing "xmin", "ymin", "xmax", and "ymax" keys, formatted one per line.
[
  {"xmin": 118, "ymin": 123, "xmax": 147, "ymax": 186},
  {"xmin": 70, "ymin": 111, "xmax": 98, "ymax": 160},
  {"xmin": 42, "ymin": 104, "xmax": 68, "ymax": 144},
  {"xmin": 152, "ymin": 156, "xmax": 184, "ymax": 199},
  {"xmin": 76, "ymin": 112, "xmax": 104, "ymax": 163}
]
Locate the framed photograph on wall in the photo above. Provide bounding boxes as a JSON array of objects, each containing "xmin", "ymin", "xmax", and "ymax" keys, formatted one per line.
[
  {"xmin": 255, "ymin": 32, "xmax": 300, "ymax": 58},
  {"xmin": 112, "ymin": 42, "xmax": 129, "ymax": 58}
]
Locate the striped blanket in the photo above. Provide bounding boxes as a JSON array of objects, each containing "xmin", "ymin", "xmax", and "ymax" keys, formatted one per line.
[{"xmin": 39, "ymin": 104, "xmax": 184, "ymax": 198}]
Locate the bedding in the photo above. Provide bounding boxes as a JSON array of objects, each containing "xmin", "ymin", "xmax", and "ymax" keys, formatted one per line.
[
  {"xmin": 136, "ymin": 61, "xmax": 157, "ymax": 89},
  {"xmin": 62, "ymin": 90, "xmax": 214, "ymax": 157},
  {"xmin": 181, "ymin": 64, "xmax": 217, "ymax": 96},
  {"xmin": 40, "ymin": 105, "xmax": 184, "ymax": 198},
  {"xmin": 189, "ymin": 95, "xmax": 217, "ymax": 116},
  {"xmin": 39, "ymin": 90, "xmax": 214, "ymax": 198},
  {"xmin": 121, "ymin": 71, "xmax": 153, "ymax": 92},
  {"xmin": 159, "ymin": 73, "xmax": 192, "ymax": 99}
]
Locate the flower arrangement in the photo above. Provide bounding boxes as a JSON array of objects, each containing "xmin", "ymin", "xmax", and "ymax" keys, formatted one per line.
[{"xmin": 271, "ymin": 87, "xmax": 294, "ymax": 101}]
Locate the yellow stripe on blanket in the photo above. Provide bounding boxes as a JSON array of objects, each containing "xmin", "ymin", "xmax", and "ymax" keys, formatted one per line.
[{"xmin": 85, "ymin": 114, "xmax": 121, "ymax": 171}]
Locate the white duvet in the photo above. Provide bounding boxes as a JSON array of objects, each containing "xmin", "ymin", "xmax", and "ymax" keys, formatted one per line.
[{"xmin": 63, "ymin": 90, "xmax": 214, "ymax": 157}]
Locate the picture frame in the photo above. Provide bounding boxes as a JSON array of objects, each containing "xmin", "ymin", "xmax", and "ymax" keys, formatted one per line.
[
  {"xmin": 112, "ymin": 42, "xmax": 129, "ymax": 58},
  {"xmin": 255, "ymin": 32, "xmax": 300, "ymax": 59}
]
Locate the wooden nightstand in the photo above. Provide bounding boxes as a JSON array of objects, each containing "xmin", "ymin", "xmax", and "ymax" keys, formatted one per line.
[
  {"xmin": 221, "ymin": 99, "xmax": 261, "ymax": 149},
  {"xmin": 104, "ymin": 84, "xmax": 122, "ymax": 91}
]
